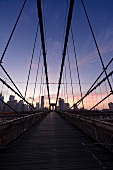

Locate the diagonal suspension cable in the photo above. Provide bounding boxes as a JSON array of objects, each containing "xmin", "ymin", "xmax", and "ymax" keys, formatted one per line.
[
  {"xmin": 56, "ymin": 0, "xmax": 74, "ymax": 106},
  {"xmin": 0, "ymin": 65, "xmax": 23, "ymax": 98},
  {"xmin": 0, "ymin": 0, "xmax": 26, "ymax": 63},
  {"xmin": 70, "ymin": 69, "xmax": 113, "ymax": 109},
  {"xmin": 0, "ymin": 98, "xmax": 18, "ymax": 114},
  {"xmin": 0, "ymin": 77, "xmax": 36, "ymax": 110},
  {"xmin": 77, "ymin": 58, "xmax": 113, "ymax": 107},
  {"xmin": 36, "ymin": 0, "xmax": 50, "ymax": 106},
  {"xmin": 81, "ymin": 0, "xmax": 113, "ymax": 93}
]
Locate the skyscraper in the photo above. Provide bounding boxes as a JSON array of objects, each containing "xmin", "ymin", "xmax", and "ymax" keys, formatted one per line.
[
  {"xmin": 9, "ymin": 95, "xmax": 15, "ymax": 101},
  {"xmin": 0, "ymin": 93, "xmax": 4, "ymax": 111},
  {"xmin": 59, "ymin": 98, "xmax": 64, "ymax": 111},
  {"xmin": 36, "ymin": 102, "xmax": 39, "ymax": 110},
  {"xmin": 41, "ymin": 96, "xmax": 44, "ymax": 110},
  {"xmin": 108, "ymin": 102, "xmax": 113, "ymax": 111}
]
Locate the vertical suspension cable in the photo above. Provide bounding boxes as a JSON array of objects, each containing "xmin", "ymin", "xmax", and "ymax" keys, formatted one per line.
[
  {"xmin": 1, "ymin": 84, "xmax": 3, "ymax": 94},
  {"xmin": 42, "ymin": 70, "xmax": 44, "ymax": 96},
  {"xmin": 67, "ymin": 48, "xmax": 74, "ymax": 105},
  {"xmin": 81, "ymin": 0, "xmax": 113, "ymax": 93},
  {"xmin": 71, "ymin": 27, "xmax": 84, "ymax": 108},
  {"xmin": 63, "ymin": 72, "xmax": 66, "ymax": 104},
  {"xmin": 61, "ymin": 84, "xmax": 63, "ymax": 100},
  {"xmin": 65, "ymin": 66, "xmax": 69, "ymax": 104},
  {"xmin": 111, "ymin": 75, "xmax": 113, "ymax": 87},
  {"xmin": 104, "ymin": 81, "xmax": 110, "ymax": 103},
  {"xmin": 24, "ymin": 25, "xmax": 39, "ymax": 99},
  {"xmin": 88, "ymin": 95, "xmax": 91, "ymax": 109},
  {"xmin": 91, "ymin": 92, "xmax": 94, "ymax": 109},
  {"xmin": 95, "ymin": 88, "xmax": 98, "ymax": 109},
  {"xmin": 32, "ymin": 50, "xmax": 41, "ymax": 105},
  {"xmin": 39, "ymin": 65, "xmax": 43, "ymax": 108},
  {"xmin": 98, "ymin": 83, "xmax": 104, "ymax": 109},
  {"xmin": 6, "ymin": 88, "xmax": 8, "ymax": 103}
]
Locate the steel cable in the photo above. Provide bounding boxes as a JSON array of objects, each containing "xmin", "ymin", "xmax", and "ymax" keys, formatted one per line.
[
  {"xmin": 67, "ymin": 48, "xmax": 75, "ymax": 105},
  {"xmin": 0, "ymin": 0, "xmax": 26, "ymax": 63},
  {"xmin": 24, "ymin": 25, "xmax": 39, "ymax": 99},
  {"xmin": 81, "ymin": 0, "xmax": 112, "ymax": 93}
]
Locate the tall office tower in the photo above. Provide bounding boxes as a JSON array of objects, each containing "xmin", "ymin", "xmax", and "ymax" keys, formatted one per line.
[
  {"xmin": 73, "ymin": 103, "xmax": 78, "ymax": 111},
  {"xmin": 64, "ymin": 103, "xmax": 70, "ymax": 111},
  {"xmin": 59, "ymin": 98, "xmax": 64, "ymax": 111},
  {"xmin": 108, "ymin": 102, "xmax": 113, "ymax": 111},
  {"xmin": 9, "ymin": 95, "xmax": 15, "ymax": 101},
  {"xmin": 41, "ymin": 96, "xmax": 44, "ymax": 109},
  {"xmin": 0, "ymin": 93, "xmax": 4, "ymax": 111},
  {"xmin": 36, "ymin": 102, "xmax": 39, "ymax": 110}
]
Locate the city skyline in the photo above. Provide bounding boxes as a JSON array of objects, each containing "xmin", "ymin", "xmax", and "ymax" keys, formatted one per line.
[{"xmin": 0, "ymin": 92, "xmax": 113, "ymax": 112}]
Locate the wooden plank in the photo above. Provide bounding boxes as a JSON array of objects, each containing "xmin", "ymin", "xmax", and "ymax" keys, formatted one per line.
[{"xmin": 0, "ymin": 112, "xmax": 113, "ymax": 169}]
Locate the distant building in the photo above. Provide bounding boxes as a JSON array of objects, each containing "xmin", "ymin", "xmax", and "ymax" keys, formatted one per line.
[
  {"xmin": 4, "ymin": 95, "xmax": 16, "ymax": 112},
  {"xmin": 0, "ymin": 93, "xmax": 4, "ymax": 111},
  {"xmin": 56, "ymin": 106, "xmax": 59, "ymax": 111},
  {"xmin": 29, "ymin": 103, "xmax": 35, "ymax": 111},
  {"xmin": 6, "ymin": 100, "xmax": 17, "ymax": 112},
  {"xmin": 23, "ymin": 104, "xmax": 29, "ymax": 111},
  {"xmin": 64, "ymin": 103, "xmax": 70, "ymax": 111},
  {"xmin": 9, "ymin": 95, "xmax": 15, "ymax": 101},
  {"xmin": 17, "ymin": 100, "xmax": 24, "ymax": 111},
  {"xmin": 73, "ymin": 103, "xmax": 78, "ymax": 111},
  {"xmin": 108, "ymin": 102, "xmax": 113, "ymax": 111},
  {"xmin": 59, "ymin": 98, "xmax": 64, "ymax": 111},
  {"xmin": 36, "ymin": 102, "xmax": 39, "ymax": 110},
  {"xmin": 41, "ymin": 96, "xmax": 44, "ymax": 110}
]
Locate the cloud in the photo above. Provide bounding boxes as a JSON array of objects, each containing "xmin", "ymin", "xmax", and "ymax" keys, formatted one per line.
[
  {"xmin": 70, "ymin": 28, "xmax": 113, "ymax": 68},
  {"xmin": 20, "ymin": 15, "xmax": 29, "ymax": 22}
]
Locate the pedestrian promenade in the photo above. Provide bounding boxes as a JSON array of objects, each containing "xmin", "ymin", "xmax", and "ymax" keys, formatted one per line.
[{"xmin": 0, "ymin": 112, "xmax": 113, "ymax": 170}]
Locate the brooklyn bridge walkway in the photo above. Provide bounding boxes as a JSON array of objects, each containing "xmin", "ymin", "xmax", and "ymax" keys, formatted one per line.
[{"xmin": 0, "ymin": 112, "xmax": 113, "ymax": 170}]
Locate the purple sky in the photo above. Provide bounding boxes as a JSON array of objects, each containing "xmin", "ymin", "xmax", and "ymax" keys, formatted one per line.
[{"xmin": 0, "ymin": 0, "xmax": 113, "ymax": 109}]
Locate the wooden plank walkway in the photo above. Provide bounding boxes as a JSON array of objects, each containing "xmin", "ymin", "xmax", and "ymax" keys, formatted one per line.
[{"xmin": 0, "ymin": 111, "xmax": 113, "ymax": 170}]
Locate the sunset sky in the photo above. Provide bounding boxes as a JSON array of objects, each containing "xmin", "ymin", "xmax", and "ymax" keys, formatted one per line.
[{"xmin": 0, "ymin": 0, "xmax": 113, "ymax": 109}]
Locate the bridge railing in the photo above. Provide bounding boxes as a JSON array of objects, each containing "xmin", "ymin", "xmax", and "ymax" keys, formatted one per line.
[
  {"xmin": 58, "ymin": 111, "xmax": 113, "ymax": 152},
  {"xmin": 0, "ymin": 111, "xmax": 48, "ymax": 148}
]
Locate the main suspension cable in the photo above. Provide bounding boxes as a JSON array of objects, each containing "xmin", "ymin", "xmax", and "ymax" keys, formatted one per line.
[
  {"xmin": 56, "ymin": 0, "xmax": 74, "ymax": 106},
  {"xmin": 36, "ymin": 0, "xmax": 50, "ymax": 106}
]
